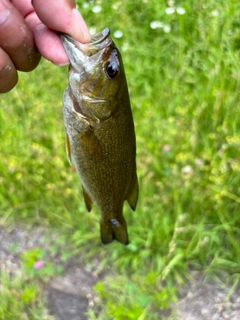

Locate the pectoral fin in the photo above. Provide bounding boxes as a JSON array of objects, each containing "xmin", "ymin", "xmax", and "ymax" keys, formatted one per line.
[
  {"xmin": 79, "ymin": 128, "xmax": 102, "ymax": 160},
  {"xmin": 82, "ymin": 185, "xmax": 93, "ymax": 212},
  {"xmin": 65, "ymin": 132, "xmax": 72, "ymax": 165},
  {"xmin": 126, "ymin": 172, "xmax": 138, "ymax": 211}
]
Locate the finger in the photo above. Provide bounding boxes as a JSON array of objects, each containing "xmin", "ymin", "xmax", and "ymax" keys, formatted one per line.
[
  {"xmin": 0, "ymin": 48, "xmax": 18, "ymax": 93},
  {"xmin": 26, "ymin": 12, "xmax": 70, "ymax": 66},
  {"xmin": 0, "ymin": 0, "xmax": 41, "ymax": 72},
  {"xmin": 12, "ymin": 0, "xmax": 68, "ymax": 65},
  {"xmin": 32, "ymin": 0, "xmax": 90, "ymax": 43},
  {"xmin": 11, "ymin": 0, "xmax": 34, "ymax": 17}
]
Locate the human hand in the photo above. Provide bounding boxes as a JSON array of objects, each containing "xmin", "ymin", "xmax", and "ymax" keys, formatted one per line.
[{"xmin": 0, "ymin": 0, "xmax": 90, "ymax": 93}]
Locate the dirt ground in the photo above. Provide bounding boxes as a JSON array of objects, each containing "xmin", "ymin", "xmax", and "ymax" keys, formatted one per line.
[{"xmin": 1, "ymin": 224, "xmax": 240, "ymax": 320}]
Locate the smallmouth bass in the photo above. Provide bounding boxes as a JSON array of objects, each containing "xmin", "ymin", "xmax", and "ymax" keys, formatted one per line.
[{"xmin": 61, "ymin": 28, "xmax": 138, "ymax": 245}]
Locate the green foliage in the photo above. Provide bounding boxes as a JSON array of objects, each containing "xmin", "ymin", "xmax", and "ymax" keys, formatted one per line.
[
  {"xmin": 0, "ymin": 245, "xmax": 63, "ymax": 319},
  {"xmin": 92, "ymin": 274, "xmax": 176, "ymax": 320},
  {"xmin": 1, "ymin": 0, "xmax": 240, "ymax": 318},
  {"xmin": 0, "ymin": 271, "xmax": 54, "ymax": 320},
  {"xmin": 20, "ymin": 247, "xmax": 63, "ymax": 281}
]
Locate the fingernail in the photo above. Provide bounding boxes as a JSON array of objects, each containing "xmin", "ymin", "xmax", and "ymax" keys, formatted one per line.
[
  {"xmin": 56, "ymin": 61, "xmax": 70, "ymax": 67},
  {"xmin": 0, "ymin": 1, "xmax": 10, "ymax": 25},
  {"xmin": 72, "ymin": 8, "xmax": 91, "ymax": 43}
]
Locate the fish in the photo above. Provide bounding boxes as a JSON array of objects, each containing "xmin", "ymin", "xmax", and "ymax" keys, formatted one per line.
[{"xmin": 61, "ymin": 28, "xmax": 138, "ymax": 245}]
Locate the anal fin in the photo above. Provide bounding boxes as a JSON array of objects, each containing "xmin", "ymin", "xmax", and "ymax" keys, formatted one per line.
[{"xmin": 126, "ymin": 172, "xmax": 138, "ymax": 211}]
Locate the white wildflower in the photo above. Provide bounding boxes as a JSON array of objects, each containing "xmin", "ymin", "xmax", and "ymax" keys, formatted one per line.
[
  {"xmin": 82, "ymin": 3, "xmax": 90, "ymax": 9},
  {"xmin": 176, "ymin": 7, "xmax": 186, "ymax": 15},
  {"xmin": 113, "ymin": 30, "xmax": 123, "ymax": 38},
  {"xmin": 211, "ymin": 9, "xmax": 219, "ymax": 17},
  {"xmin": 181, "ymin": 165, "xmax": 192, "ymax": 174},
  {"xmin": 167, "ymin": 0, "xmax": 175, "ymax": 7},
  {"xmin": 165, "ymin": 7, "xmax": 175, "ymax": 14},
  {"xmin": 163, "ymin": 25, "xmax": 171, "ymax": 33},
  {"xmin": 150, "ymin": 21, "xmax": 164, "ymax": 29},
  {"xmin": 92, "ymin": 5, "xmax": 102, "ymax": 13}
]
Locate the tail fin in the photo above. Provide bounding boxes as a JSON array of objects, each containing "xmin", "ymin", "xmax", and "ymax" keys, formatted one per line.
[{"xmin": 100, "ymin": 217, "xmax": 129, "ymax": 245}]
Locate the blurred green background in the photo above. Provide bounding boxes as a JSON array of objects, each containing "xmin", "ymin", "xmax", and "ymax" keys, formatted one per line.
[{"xmin": 1, "ymin": 0, "xmax": 240, "ymax": 318}]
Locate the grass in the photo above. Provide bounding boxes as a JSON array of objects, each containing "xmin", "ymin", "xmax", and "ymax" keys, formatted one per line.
[
  {"xmin": 0, "ymin": 270, "xmax": 54, "ymax": 320},
  {"xmin": 1, "ymin": 0, "xmax": 240, "ymax": 318}
]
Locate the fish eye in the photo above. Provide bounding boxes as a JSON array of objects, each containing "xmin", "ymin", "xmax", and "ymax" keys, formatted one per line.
[{"xmin": 105, "ymin": 61, "xmax": 119, "ymax": 79}]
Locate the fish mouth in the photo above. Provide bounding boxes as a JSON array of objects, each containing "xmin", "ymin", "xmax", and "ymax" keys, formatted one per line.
[
  {"xmin": 61, "ymin": 28, "xmax": 112, "ymax": 74},
  {"xmin": 62, "ymin": 27, "xmax": 110, "ymax": 48},
  {"xmin": 89, "ymin": 28, "xmax": 110, "ymax": 46},
  {"xmin": 61, "ymin": 28, "xmax": 111, "ymax": 60}
]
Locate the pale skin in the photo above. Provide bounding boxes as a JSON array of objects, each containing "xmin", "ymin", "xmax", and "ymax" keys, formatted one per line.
[{"xmin": 0, "ymin": 0, "xmax": 90, "ymax": 93}]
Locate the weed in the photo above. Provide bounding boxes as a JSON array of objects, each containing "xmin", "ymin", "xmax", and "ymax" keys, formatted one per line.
[{"xmin": 0, "ymin": 271, "xmax": 54, "ymax": 320}]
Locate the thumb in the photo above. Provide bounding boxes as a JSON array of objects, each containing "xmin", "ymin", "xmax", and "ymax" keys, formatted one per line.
[{"xmin": 32, "ymin": 0, "xmax": 90, "ymax": 43}]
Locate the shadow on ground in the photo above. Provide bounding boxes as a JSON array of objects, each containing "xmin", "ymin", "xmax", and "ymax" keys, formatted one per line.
[{"xmin": 45, "ymin": 261, "xmax": 97, "ymax": 320}]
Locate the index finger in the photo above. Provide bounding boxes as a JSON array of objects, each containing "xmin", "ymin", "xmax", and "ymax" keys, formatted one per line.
[{"xmin": 32, "ymin": 0, "xmax": 90, "ymax": 43}]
